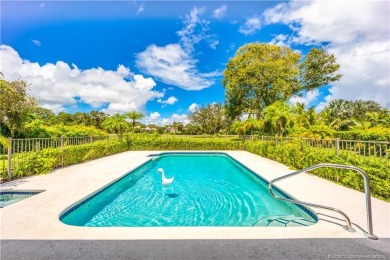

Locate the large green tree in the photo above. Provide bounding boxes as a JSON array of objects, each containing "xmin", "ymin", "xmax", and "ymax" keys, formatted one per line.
[
  {"xmin": 320, "ymin": 99, "xmax": 389, "ymax": 131},
  {"xmin": 223, "ymin": 43, "xmax": 342, "ymax": 119},
  {"xmin": 89, "ymin": 110, "xmax": 108, "ymax": 129},
  {"xmin": 55, "ymin": 112, "xmax": 74, "ymax": 125},
  {"xmin": 188, "ymin": 103, "xmax": 228, "ymax": 134},
  {"xmin": 30, "ymin": 107, "xmax": 56, "ymax": 123},
  {"xmin": 0, "ymin": 78, "xmax": 37, "ymax": 137},
  {"xmin": 351, "ymin": 100, "xmax": 383, "ymax": 120}
]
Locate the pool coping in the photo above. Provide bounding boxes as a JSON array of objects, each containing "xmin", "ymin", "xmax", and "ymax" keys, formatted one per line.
[
  {"xmin": 58, "ymin": 152, "xmax": 318, "ymax": 225},
  {"xmin": 0, "ymin": 150, "xmax": 389, "ymax": 240}
]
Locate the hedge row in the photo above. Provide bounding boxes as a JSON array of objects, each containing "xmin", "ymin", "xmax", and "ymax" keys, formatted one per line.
[
  {"xmin": 243, "ymin": 140, "xmax": 390, "ymax": 201},
  {"xmin": 335, "ymin": 127, "xmax": 390, "ymax": 141},
  {"xmin": 3, "ymin": 137, "xmax": 242, "ymax": 179},
  {"xmin": 2, "ymin": 136, "xmax": 389, "ymax": 201}
]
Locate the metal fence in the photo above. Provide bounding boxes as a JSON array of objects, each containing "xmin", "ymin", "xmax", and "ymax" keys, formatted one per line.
[
  {"xmin": 1, "ymin": 135, "xmax": 389, "ymax": 182},
  {"xmin": 245, "ymin": 135, "xmax": 389, "ymax": 165},
  {"xmin": 0, "ymin": 136, "xmax": 110, "ymax": 181}
]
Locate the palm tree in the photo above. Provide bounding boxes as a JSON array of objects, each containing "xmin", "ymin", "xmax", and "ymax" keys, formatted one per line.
[
  {"xmin": 352, "ymin": 100, "xmax": 382, "ymax": 119},
  {"xmin": 264, "ymin": 101, "xmax": 293, "ymax": 136},
  {"xmin": 293, "ymin": 103, "xmax": 310, "ymax": 128},
  {"xmin": 101, "ymin": 114, "xmax": 129, "ymax": 140},
  {"xmin": 242, "ymin": 118, "xmax": 263, "ymax": 136},
  {"xmin": 324, "ymin": 99, "xmax": 354, "ymax": 130},
  {"xmin": 330, "ymin": 117, "xmax": 353, "ymax": 131},
  {"xmin": 350, "ymin": 118, "xmax": 371, "ymax": 130},
  {"xmin": 306, "ymin": 107, "xmax": 317, "ymax": 126},
  {"xmin": 125, "ymin": 111, "xmax": 144, "ymax": 131},
  {"xmin": 294, "ymin": 103, "xmax": 317, "ymax": 128},
  {"xmin": 230, "ymin": 121, "xmax": 245, "ymax": 136}
]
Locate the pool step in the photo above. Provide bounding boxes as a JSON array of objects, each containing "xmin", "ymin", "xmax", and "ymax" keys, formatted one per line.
[{"xmin": 253, "ymin": 215, "xmax": 316, "ymax": 227}]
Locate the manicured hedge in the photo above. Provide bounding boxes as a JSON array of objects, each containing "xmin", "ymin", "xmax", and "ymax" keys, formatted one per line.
[
  {"xmin": 243, "ymin": 140, "xmax": 390, "ymax": 201},
  {"xmin": 4, "ymin": 136, "xmax": 242, "ymax": 179},
  {"xmin": 2, "ymin": 136, "xmax": 389, "ymax": 201},
  {"xmin": 335, "ymin": 127, "xmax": 390, "ymax": 141}
]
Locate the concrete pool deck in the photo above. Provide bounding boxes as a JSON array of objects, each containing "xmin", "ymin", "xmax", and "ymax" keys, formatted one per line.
[
  {"xmin": 0, "ymin": 151, "xmax": 390, "ymax": 259},
  {"xmin": 0, "ymin": 151, "xmax": 390, "ymax": 260},
  {"xmin": 1, "ymin": 150, "xmax": 389, "ymax": 242}
]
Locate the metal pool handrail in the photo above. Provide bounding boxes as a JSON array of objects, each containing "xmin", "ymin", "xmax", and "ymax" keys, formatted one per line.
[{"xmin": 268, "ymin": 163, "xmax": 378, "ymax": 240}]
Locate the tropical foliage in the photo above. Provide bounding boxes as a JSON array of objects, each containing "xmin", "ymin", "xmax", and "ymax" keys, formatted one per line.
[
  {"xmin": 2, "ymin": 135, "xmax": 388, "ymax": 201},
  {"xmin": 125, "ymin": 111, "xmax": 144, "ymax": 131},
  {"xmin": 243, "ymin": 139, "xmax": 389, "ymax": 201},
  {"xmin": 223, "ymin": 43, "xmax": 342, "ymax": 119},
  {"xmin": 188, "ymin": 103, "xmax": 229, "ymax": 134},
  {"xmin": 218, "ymin": 100, "xmax": 389, "ymax": 140},
  {"xmin": 101, "ymin": 114, "xmax": 128, "ymax": 140},
  {"xmin": 1, "ymin": 42, "xmax": 389, "ymax": 202},
  {"xmin": 0, "ymin": 78, "xmax": 37, "ymax": 137}
]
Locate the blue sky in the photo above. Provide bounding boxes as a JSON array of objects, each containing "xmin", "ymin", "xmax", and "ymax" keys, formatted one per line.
[{"xmin": 1, "ymin": 1, "xmax": 389, "ymax": 125}]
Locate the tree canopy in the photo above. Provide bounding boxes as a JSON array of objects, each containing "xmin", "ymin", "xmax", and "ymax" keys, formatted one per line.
[
  {"xmin": 101, "ymin": 114, "xmax": 128, "ymax": 140},
  {"xmin": 188, "ymin": 103, "xmax": 228, "ymax": 134},
  {"xmin": 223, "ymin": 43, "xmax": 342, "ymax": 119},
  {"xmin": 0, "ymin": 78, "xmax": 37, "ymax": 137}
]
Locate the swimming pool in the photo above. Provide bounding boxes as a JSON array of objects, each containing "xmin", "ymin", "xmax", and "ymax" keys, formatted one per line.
[
  {"xmin": 0, "ymin": 190, "xmax": 42, "ymax": 208},
  {"xmin": 60, "ymin": 153, "xmax": 317, "ymax": 227}
]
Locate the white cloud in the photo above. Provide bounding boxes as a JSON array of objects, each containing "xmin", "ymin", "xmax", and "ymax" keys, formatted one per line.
[
  {"xmin": 177, "ymin": 6, "xmax": 219, "ymax": 53},
  {"xmin": 136, "ymin": 44, "xmax": 218, "ymax": 90},
  {"xmin": 137, "ymin": 4, "xmax": 144, "ymax": 15},
  {"xmin": 213, "ymin": 5, "xmax": 227, "ymax": 18},
  {"xmin": 189, "ymin": 103, "xmax": 198, "ymax": 112},
  {"xmin": 226, "ymin": 43, "xmax": 236, "ymax": 53},
  {"xmin": 263, "ymin": 0, "xmax": 390, "ymax": 108},
  {"xmin": 239, "ymin": 16, "xmax": 261, "ymax": 36},
  {"xmin": 289, "ymin": 89, "xmax": 320, "ymax": 106},
  {"xmin": 31, "ymin": 39, "xmax": 41, "ymax": 47},
  {"xmin": 142, "ymin": 112, "xmax": 162, "ymax": 125},
  {"xmin": 0, "ymin": 45, "xmax": 164, "ymax": 114},
  {"xmin": 145, "ymin": 113, "xmax": 189, "ymax": 126},
  {"xmin": 149, "ymin": 112, "xmax": 160, "ymax": 120},
  {"xmin": 171, "ymin": 113, "xmax": 189, "ymax": 124},
  {"xmin": 270, "ymin": 34, "xmax": 289, "ymax": 47},
  {"xmin": 135, "ymin": 7, "xmax": 220, "ymax": 91},
  {"xmin": 208, "ymin": 39, "xmax": 219, "ymax": 50},
  {"xmin": 157, "ymin": 96, "xmax": 178, "ymax": 105}
]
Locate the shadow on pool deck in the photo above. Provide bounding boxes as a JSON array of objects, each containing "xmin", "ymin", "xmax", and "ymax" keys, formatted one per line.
[{"xmin": 1, "ymin": 238, "xmax": 389, "ymax": 260}]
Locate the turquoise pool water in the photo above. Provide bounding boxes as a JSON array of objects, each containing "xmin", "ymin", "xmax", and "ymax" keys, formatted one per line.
[
  {"xmin": 60, "ymin": 153, "xmax": 317, "ymax": 227},
  {"xmin": 0, "ymin": 191, "xmax": 42, "ymax": 208}
]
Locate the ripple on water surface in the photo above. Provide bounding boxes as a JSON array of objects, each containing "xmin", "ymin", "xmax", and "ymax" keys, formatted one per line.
[{"xmin": 61, "ymin": 154, "xmax": 316, "ymax": 227}]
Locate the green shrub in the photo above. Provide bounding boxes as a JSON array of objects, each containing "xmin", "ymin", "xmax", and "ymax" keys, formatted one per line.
[
  {"xmin": 243, "ymin": 139, "xmax": 390, "ymax": 201},
  {"xmin": 4, "ymin": 135, "xmax": 389, "ymax": 202},
  {"xmin": 335, "ymin": 127, "xmax": 390, "ymax": 141}
]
